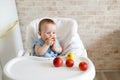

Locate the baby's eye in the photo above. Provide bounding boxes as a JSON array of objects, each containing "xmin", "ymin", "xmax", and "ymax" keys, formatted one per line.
[{"xmin": 46, "ymin": 32, "xmax": 51, "ymax": 34}]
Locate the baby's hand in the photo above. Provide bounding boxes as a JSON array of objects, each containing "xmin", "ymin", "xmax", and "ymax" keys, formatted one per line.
[
  {"xmin": 45, "ymin": 38, "xmax": 53, "ymax": 46},
  {"xmin": 52, "ymin": 44, "xmax": 57, "ymax": 51},
  {"xmin": 52, "ymin": 45, "xmax": 62, "ymax": 54}
]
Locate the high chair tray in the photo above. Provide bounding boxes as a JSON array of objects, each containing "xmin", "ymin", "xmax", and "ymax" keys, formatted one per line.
[{"xmin": 3, "ymin": 56, "xmax": 95, "ymax": 80}]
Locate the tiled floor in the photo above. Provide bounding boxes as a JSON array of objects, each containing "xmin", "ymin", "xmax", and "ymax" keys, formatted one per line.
[{"xmin": 94, "ymin": 71, "xmax": 120, "ymax": 80}]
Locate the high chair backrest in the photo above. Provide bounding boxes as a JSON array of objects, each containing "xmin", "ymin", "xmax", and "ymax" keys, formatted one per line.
[{"xmin": 25, "ymin": 17, "xmax": 87, "ymax": 57}]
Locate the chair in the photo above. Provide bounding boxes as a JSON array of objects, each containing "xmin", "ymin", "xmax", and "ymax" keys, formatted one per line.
[
  {"xmin": 25, "ymin": 17, "xmax": 87, "ymax": 57},
  {"xmin": 3, "ymin": 17, "xmax": 95, "ymax": 80}
]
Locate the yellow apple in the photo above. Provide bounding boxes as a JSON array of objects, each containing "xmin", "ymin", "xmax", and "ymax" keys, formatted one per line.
[{"xmin": 67, "ymin": 52, "xmax": 75, "ymax": 60}]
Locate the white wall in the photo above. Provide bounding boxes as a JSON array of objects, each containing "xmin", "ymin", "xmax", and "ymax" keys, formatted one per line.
[{"xmin": 0, "ymin": 0, "xmax": 23, "ymax": 68}]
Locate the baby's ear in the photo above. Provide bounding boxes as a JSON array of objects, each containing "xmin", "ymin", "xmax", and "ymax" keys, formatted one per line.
[{"xmin": 38, "ymin": 32, "xmax": 41, "ymax": 35}]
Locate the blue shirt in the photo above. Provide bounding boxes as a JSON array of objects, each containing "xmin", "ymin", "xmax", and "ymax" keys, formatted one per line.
[{"xmin": 33, "ymin": 38, "xmax": 60, "ymax": 57}]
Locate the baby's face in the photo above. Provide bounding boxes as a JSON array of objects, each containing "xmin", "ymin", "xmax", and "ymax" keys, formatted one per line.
[{"xmin": 40, "ymin": 23, "xmax": 56, "ymax": 41}]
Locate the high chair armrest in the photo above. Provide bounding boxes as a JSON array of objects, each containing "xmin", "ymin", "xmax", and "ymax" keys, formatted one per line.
[
  {"xmin": 17, "ymin": 49, "xmax": 25, "ymax": 57},
  {"xmin": 81, "ymin": 49, "xmax": 88, "ymax": 58},
  {"xmin": 24, "ymin": 51, "xmax": 32, "ymax": 56},
  {"xmin": 17, "ymin": 49, "xmax": 33, "ymax": 57}
]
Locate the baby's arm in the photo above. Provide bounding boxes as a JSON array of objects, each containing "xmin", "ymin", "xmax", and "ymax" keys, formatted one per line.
[
  {"xmin": 35, "ymin": 38, "xmax": 53, "ymax": 56},
  {"xmin": 35, "ymin": 44, "xmax": 49, "ymax": 56},
  {"xmin": 52, "ymin": 44, "xmax": 62, "ymax": 54}
]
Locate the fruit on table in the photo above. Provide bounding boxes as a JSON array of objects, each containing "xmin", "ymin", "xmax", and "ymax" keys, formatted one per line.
[
  {"xmin": 65, "ymin": 59, "xmax": 74, "ymax": 67},
  {"xmin": 79, "ymin": 62, "xmax": 88, "ymax": 71},
  {"xmin": 67, "ymin": 52, "xmax": 75, "ymax": 60},
  {"xmin": 46, "ymin": 37, "xmax": 55, "ymax": 44},
  {"xmin": 53, "ymin": 57, "xmax": 63, "ymax": 67},
  {"xmin": 52, "ymin": 37, "xmax": 55, "ymax": 44}
]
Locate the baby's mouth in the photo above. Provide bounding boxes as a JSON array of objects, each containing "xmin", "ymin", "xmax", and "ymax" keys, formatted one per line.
[{"xmin": 46, "ymin": 37, "xmax": 55, "ymax": 40}]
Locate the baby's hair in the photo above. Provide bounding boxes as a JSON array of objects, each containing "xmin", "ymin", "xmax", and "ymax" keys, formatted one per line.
[{"xmin": 38, "ymin": 18, "xmax": 55, "ymax": 32}]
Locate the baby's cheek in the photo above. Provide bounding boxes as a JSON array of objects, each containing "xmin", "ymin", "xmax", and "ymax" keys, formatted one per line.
[{"xmin": 45, "ymin": 34, "xmax": 49, "ymax": 38}]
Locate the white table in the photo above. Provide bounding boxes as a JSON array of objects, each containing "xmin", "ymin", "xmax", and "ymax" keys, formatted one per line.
[{"xmin": 3, "ymin": 56, "xmax": 95, "ymax": 80}]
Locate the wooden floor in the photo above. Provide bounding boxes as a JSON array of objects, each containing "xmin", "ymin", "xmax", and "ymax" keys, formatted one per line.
[{"xmin": 94, "ymin": 71, "xmax": 120, "ymax": 80}]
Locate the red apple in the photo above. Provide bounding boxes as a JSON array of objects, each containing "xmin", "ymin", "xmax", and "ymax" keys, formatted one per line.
[
  {"xmin": 79, "ymin": 62, "xmax": 88, "ymax": 71},
  {"xmin": 53, "ymin": 57, "xmax": 63, "ymax": 67},
  {"xmin": 66, "ymin": 59, "xmax": 74, "ymax": 67}
]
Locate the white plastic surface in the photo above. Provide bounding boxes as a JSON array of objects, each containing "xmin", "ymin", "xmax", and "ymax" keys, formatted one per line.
[
  {"xmin": 3, "ymin": 56, "xmax": 95, "ymax": 80},
  {"xmin": 0, "ymin": 0, "xmax": 23, "ymax": 67}
]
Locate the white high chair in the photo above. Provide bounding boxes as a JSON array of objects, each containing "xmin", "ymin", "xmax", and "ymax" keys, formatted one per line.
[{"xmin": 3, "ymin": 18, "xmax": 95, "ymax": 80}]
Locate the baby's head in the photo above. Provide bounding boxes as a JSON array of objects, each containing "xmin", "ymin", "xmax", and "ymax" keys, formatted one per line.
[{"xmin": 38, "ymin": 18, "xmax": 56, "ymax": 41}]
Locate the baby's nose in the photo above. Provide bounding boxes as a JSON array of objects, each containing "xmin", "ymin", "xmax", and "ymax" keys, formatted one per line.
[{"xmin": 49, "ymin": 33, "xmax": 53, "ymax": 36}]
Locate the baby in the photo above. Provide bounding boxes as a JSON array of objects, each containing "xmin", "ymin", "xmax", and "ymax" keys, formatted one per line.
[{"xmin": 33, "ymin": 18, "xmax": 62, "ymax": 57}]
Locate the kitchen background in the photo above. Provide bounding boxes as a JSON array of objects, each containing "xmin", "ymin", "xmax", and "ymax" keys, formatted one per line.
[{"xmin": 16, "ymin": 0, "xmax": 120, "ymax": 70}]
